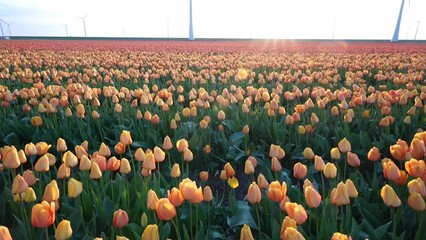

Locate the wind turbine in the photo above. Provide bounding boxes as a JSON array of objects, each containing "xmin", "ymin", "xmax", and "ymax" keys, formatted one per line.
[
  {"xmin": 167, "ymin": 19, "xmax": 170, "ymax": 38},
  {"xmin": 392, "ymin": 0, "xmax": 410, "ymax": 42},
  {"xmin": 188, "ymin": 0, "xmax": 194, "ymax": 40},
  {"xmin": 332, "ymin": 20, "xmax": 337, "ymax": 40},
  {"xmin": 0, "ymin": 19, "xmax": 12, "ymax": 37},
  {"xmin": 77, "ymin": 15, "xmax": 87, "ymax": 37},
  {"xmin": 414, "ymin": 21, "xmax": 421, "ymax": 40},
  {"xmin": 0, "ymin": 18, "xmax": 4, "ymax": 37},
  {"xmin": 63, "ymin": 23, "xmax": 69, "ymax": 37}
]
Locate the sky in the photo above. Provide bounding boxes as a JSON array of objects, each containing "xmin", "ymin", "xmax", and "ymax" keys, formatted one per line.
[{"xmin": 0, "ymin": 0, "xmax": 424, "ymax": 40}]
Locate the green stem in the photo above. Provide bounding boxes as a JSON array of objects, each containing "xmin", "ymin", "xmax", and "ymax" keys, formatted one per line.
[
  {"xmin": 255, "ymin": 204, "xmax": 262, "ymax": 239},
  {"xmin": 127, "ymin": 145, "xmax": 136, "ymax": 175},
  {"xmin": 171, "ymin": 218, "xmax": 182, "ymax": 240},
  {"xmin": 190, "ymin": 203, "xmax": 194, "ymax": 240},
  {"xmin": 45, "ymin": 227, "xmax": 49, "ymax": 240},
  {"xmin": 391, "ymin": 207, "xmax": 396, "ymax": 240},
  {"xmin": 340, "ymin": 206, "xmax": 344, "ymax": 232},
  {"xmin": 415, "ymin": 212, "xmax": 425, "ymax": 240}
]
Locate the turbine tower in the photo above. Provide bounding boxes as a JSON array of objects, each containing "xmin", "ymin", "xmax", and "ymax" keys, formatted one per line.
[
  {"xmin": 78, "ymin": 15, "xmax": 87, "ymax": 37},
  {"xmin": 414, "ymin": 21, "xmax": 421, "ymax": 40},
  {"xmin": 188, "ymin": 0, "xmax": 194, "ymax": 40},
  {"xmin": 0, "ymin": 18, "xmax": 4, "ymax": 37},
  {"xmin": 63, "ymin": 23, "xmax": 69, "ymax": 37},
  {"xmin": 392, "ymin": 0, "xmax": 409, "ymax": 42}
]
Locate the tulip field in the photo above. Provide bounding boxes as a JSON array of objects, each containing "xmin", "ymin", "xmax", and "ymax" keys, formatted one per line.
[{"xmin": 1, "ymin": 40, "xmax": 426, "ymax": 240}]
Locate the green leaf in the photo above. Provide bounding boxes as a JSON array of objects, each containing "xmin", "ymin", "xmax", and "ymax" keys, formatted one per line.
[
  {"xmin": 3, "ymin": 132, "xmax": 20, "ymax": 146},
  {"xmin": 229, "ymin": 132, "xmax": 245, "ymax": 147},
  {"xmin": 160, "ymin": 222, "xmax": 171, "ymax": 240},
  {"xmin": 68, "ymin": 209, "xmax": 83, "ymax": 233},
  {"xmin": 374, "ymin": 221, "xmax": 392, "ymax": 240},
  {"xmin": 227, "ymin": 204, "xmax": 257, "ymax": 229}
]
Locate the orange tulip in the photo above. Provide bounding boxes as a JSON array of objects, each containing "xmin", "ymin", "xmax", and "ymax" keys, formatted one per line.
[
  {"xmin": 224, "ymin": 162, "xmax": 235, "ymax": 178},
  {"xmin": 347, "ymin": 152, "xmax": 361, "ymax": 167},
  {"xmin": 90, "ymin": 162, "xmax": 102, "ymax": 179},
  {"xmin": 12, "ymin": 174, "xmax": 28, "ymax": 194},
  {"xmin": 284, "ymin": 202, "xmax": 308, "ymax": 225},
  {"xmin": 330, "ymin": 147, "xmax": 341, "ymax": 160},
  {"xmin": 141, "ymin": 224, "xmax": 159, "ymax": 240},
  {"xmin": 304, "ymin": 186, "xmax": 321, "ymax": 208},
  {"xmin": 407, "ymin": 178, "xmax": 426, "ymax": 197},
  {"xmin": 323, "ymin": 163, "xmax": 337, "ymax": 179},
  {"xmin": 142, "ymin": 151, "xmax": 156, "ymax": 170},
  {"xmin": 120, "ymin": 130, "xmax": 132, "ymax": 146},
  {"xmin": 244, "ymin": 160, "xmax": 255, "ymax": 175},
  {"xmin": 168, "ymin": 188, "xmax": 184, "ymax": 207},
  {"xmin": 203, "ymin": 186, "xmax": 213, "ymax": 202},
  {"xmin": 34, "ymin": 155, "xmax": 50, "ymax": 172},
  {"xmin": 314, "ymin": 155, "xmax": 325, "ymax": 171},
  {"xmin": 345, "ymin": 179, "xmax": 358, "ymax": 198},
  {"xmin": 338, "ymin": 138, "xmax": 351, "ymax": 153},
  {"xmin": 2, "ymin": 146, "xmax": 20, "ymax": 169},
  {"xmin": 410, "ymin": 138, "xmax": 426, "ymax": 159},
  {"xmin": 176, "ymin": 139, "xmax": 189, "ymax": 153},
  {"xmin": 282, "ymin": 227, "xmax": 305, "ymax": 240},
  {"xmin": 271, "ymin": 157, "xmax": 283, "ymax": 172},
  {"xmin": 25, "ymin": 142, "xmax": 38, "ymax": 156},
  {"xmin": 0, "ymin": 226, "xmax": 12, "ymax": 240},
  {"xmin": 268, "ymin": 181, "xmax": 287, "ymax": 202},
  {"xmin": 31, "ymin": 201, "xmax": 55, "ymax": 228},
  {"xmin": 240, "ymin": 224, "xmax": 254, "ymax": 240},
  {"xmin": 63, "ymin": 151, "xmax": 78, "ymax": 168},
  {"xmin": 113, "ymin": 209, "xmax": 129, "ymax": 228},
  {"xmin": 114, "ymin": 142, "xmax": 126, "ymax": 155},
  {"xmin": 156, "ymin": 198, "xmax": 176, "ymax": 221},
  {"xmin": 57, "ymin": 163, "xmax": 71, "ymax": 179},
  {"xmin": 56, "ymin": 138, "xmax": 68, "ymax": 152},
  {"xmin": 381, "ymin": 184, "xmax": 401, "ymax": 207},
  {"xmin": 42, "ymin": 180, "xmax": 60, "ymax": 202},
  {"xmin": 331, "ymin": 182, "xmax": 350, "ymax": 206},
  {"xmin": 280, "ymin": 216, "xmax": 297, "ymax": 239},
  {"xmin": 293, "ymin": 162, "xmax": 307, "ymax": 179},
  {"xmin": 257, "ymin": 173, "xmax": 269, "ymax": 189},
  {"xmin": 382, "ymin": 159, "xmax": 400, "ymax": 182},
  {"xmin": 179, "ymin": 178, "xmax": 198, "ymax": 201},
  {"xmin": 331, "ymin": 232, "xmax": 352, "ymax": 240},
  {"xmin": 35, "ymin": 142, "xmax": 51, "ymax": 155},
  {"xmin": 269, "ymin": 144, "xmax": 285, "ymax": 160},
  {"xmin": 106, "ymin": 156, "xmax": 121, "ymax": 171},
  {"xmin": 153, "ymin": 146, "xmax": 165, "ymax": 162},
  {"xmin": 303, "ymin": 147, "xmax": 314, "ymax": 160},
  {"xmin": 54, "ymin": 220, "xmax": 73, "ymax": 240},
  {"xmin": 22, "ymin": 170, "xmax": 37, "ymax": 186},
  {"xmin": 170, "ymin": 163, "xmax": 181, "ymax": 178},
  {"xmin": 162, "ymin": 136, "xmax": 173, "ymax": 151},
  {"xmin": 367, "ymin": 147, "xmax": 380, "ymax": 161},
  {"xmin": 147, "ymin": 189, "xmax": 159, "ymax": 210},
  {"xmin": 390, "ymin": 139, "xmax": 410, "ymax": 161},
  {"xmin": 183, "ymin": 149, "xmax": 193, "ymax": 162},
  {"xmin": 407, "ymin": 192, "xmax": 426, "ymax": 211},
  {"xmin": 247, "ymin": 182, "xmax": 261, "ymax": 204},
  {"xmin": 98, "ymin": 142, "xmax": 111, "ymax": 157},
  {"xmin": 405, "ymin": 158, "xmax": 425, "ymax": 178},
  {"xmin": 199, "ymin": 171, "xmax": 209, "ymax": 181}
]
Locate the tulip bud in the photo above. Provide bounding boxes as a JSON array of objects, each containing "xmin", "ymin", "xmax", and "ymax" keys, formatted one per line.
[
  {"xmin": 57, "ymin": 163, "xmax": 71, "ymax": 179},
  {"xmin": 203, "ymin": 186, "xmax": 213, "ymax": 202},
  {"xmin": 155, "ymin": 198, "xmax": 176, "ymax": 221},
  {"xmin": 304, "ymin": 186, "xmax": 321, "ymax": 208},
  {"xmin": 293, "ymin": 162, "xmax": 307, "ymax": 179},
  {"xmin": 119, "ymin": 158, "xmax": 131, "ymax": 174},
  {"xmin": 17, "ymin": 149, "xmax": 27, "ymax": 164},
  {"xmin": 141, "ymin": 212, "xmax": 148, "ymax": 227},
  {"xmin": 55, "ymin": 220, "xmax": 72, "ymax": 240},
  {"xmin": 247, "ymin": 182, "xmax": 261, "ymax": 204},
  {"xmin": 22, "ymin": 170, "xmax": 37, "ymax": 186},
  {"xmin": 90, "ymin": 162, "xmax": 102, "ymax": 179},
  {"xmin": 31, "ymin": 201, "xmax": 55, "ymax": 228},
  {"xmin": 0, "ymin": 226, "xmax": 12, "ymax": 240},
  {"xmin": 338, "ymin": 138, "xmax": 351, "ymax": 153},
  {"xmin": 257, "ymin": 173, "xmax": 269, "ymax": 189},
  {"xmin": 271, "ymin": 157, "xmax": 282, "ymax": 172},
  {"xmin": 380, "ymin": 184, "xmax": 401, "ymax": 207},
  {"xmin": 170, "ymin": 163, "xmax": 181, "ymax": 178},
  {"xmin": 224, "ymin": 162, "xmax": 235, "ymax": 177},
  {"xmin": 63, "ymin": 151, "xmax": 78, "ymax": 168},
  {"xmin": 367, "ymin": 147, "xmax": 380, "ymax": 161},
  {"xmin": 331, "ymin": 182, "xmax": 350, "ymax": 206},
  {"xmin": 345, "ymin": 179, "xmax": 358, "ymax": 198},
  {"xmin": 12, "ymin": 174, "xmax": 28, "ymax": 194},
  {"xmin": 56, "ymin": 138, "xmax": 68, "ymax": 152},
  {"xmin": 68, "ymin": 178, "xmax": 83, "ymax": 198},
  {"xmin": 240, "ymin": 224, "xmax": 254, "ymax": 240},
  {"xmin": 42, "ymin": 180, "xmax": 60, "ymax": 202},
  {"xmin": 113, "ymin": 209, "xmax": 129, "ymax": 228},
  {"xmin": 120, "ymin": 130, "xmax": 132, "ymax": 146},
  {"xmin": 314, "ymin": 155, "xmax": 325, "ymax": 172},
  {"xmin": 199, "ymin": 171, "xmax": 209, "ymax": 181},
  {"xmin": 25, "ymin": 142, "xmax": 37, "ymax": 156},
  {"xmin": 269, "ymin": 144, "xmax": 285, "ymax": 160},
  {"xmin": 303, "ymin": 147, "xmax": 315, "ymax": 160},
  {"xmin": 24, "ymin": 187, "xmax": 37, "ymax": 203},
  {"xmin": 280, "ymin": 217, "xmax": 297, "ymax": 240},
  {"xmin": 162, "ymin": 136, "xmax": 173, "ymax": 151},
  {"xmin": 134, "ymin": 148, "xmax": 145, "ymax": 162},
  {"xmin": 268, "ymin": 181, "xmax": 286, "ymax": 202},
  {"xmin": 330, "ymin": 147, "xmax": 341, "ymax": 160},
  {"xmin": 408, "ymin": 192, "xmax": 426, "ymax": 211},
  {"xmin": 347, "ymin": 152, "xmax": 361, "ymax": 167},
  {"xmin": 323, "ymin": 163, "xmax": 337, "ymax": 178},
  {"xmin": 147, "ymin": 190, "xmax": 159, "ymax": 210},
  {"xmin": 2, "ymin": 146, "xmax": 20, "ymax": 169},
  {"xmin": 284, "ymin": 202, "xmax": 308, "ymax": 225},
  {"xmin": 34, "ymin": 155, "xmax": 50, "ymax": 172},
  {"xmin": 176, "ymin": 139, "xmax": 189, "ymax": 153},
  {"xmin": 331, "ymin": 232, "xmax": 352, "ymax": 240},
  {"xmin": 243, "ymin": 160, "xmax": 255, "ymax": 175},
  {"xmin": 405, "ymin": 158, "xmax": 425, "ymax": 178},
  {"xmin": 168, "ymin": 188, "xmax": 184, "ymax": 207},
  {"xmin": 98, "ymin": 142, "xmax": 111, "ymax": 157},
  {"xmin": 141, "ymin": 224, "xmax": 159, "ymax": 240}
]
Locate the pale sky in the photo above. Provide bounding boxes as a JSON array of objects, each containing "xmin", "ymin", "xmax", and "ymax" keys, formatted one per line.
[{"xmin": 0, "ymin": 0, "xmax": 424, "ymax": 40}]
